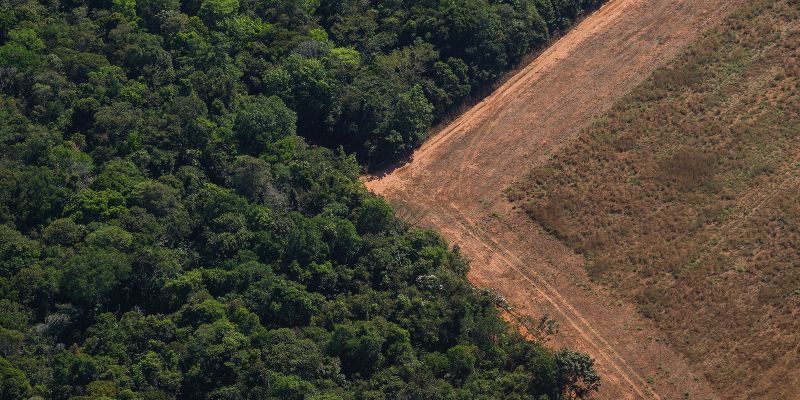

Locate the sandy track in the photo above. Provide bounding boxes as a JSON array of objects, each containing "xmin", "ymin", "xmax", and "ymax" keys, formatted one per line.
[{"xmin": 367, "ymin": 0, "xmax": 745, "ymax": 398}]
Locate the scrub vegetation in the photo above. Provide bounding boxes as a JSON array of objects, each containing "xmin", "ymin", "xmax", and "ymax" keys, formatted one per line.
[{"xmin": 512, "ymin": 0, "xmax": 800, "ymax": 397}]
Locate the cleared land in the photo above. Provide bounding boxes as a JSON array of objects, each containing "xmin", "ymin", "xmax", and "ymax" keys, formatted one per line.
[
  {"xmin": 367, "ymin": 0, "xmax": 747, "ymax": 398},
  {"xmin": 512, "ymin": 0, "xmax": 800, "ymax": 398}
]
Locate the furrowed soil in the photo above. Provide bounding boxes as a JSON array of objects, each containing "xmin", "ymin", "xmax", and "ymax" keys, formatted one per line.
[
  {"xmin": 367, "ymin": 0, "xmax": 750, "ymax": 398},
  {"xmin": 510, "ymin": 0, "xmax": 800, "ymax": 399}
]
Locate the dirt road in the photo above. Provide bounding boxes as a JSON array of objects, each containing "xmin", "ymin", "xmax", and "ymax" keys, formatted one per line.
[{"xmin": 367, "ymin": 0, "xmax": 745, "ymax": 398}]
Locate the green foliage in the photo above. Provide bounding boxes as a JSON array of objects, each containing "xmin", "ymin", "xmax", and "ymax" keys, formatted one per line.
[
  {"xmin": 0, "ymin": 29, "xmax": 45, "ymax": 70},
  {"xmin": 0, "ymin": 225, "xmax": 39, "ymax": 276},
  {"xmin": 0, "ymin": 0, "xmax": 601, "ymax": 398},
  {"xmin": 0, "ymin": 357, "xmax": 31, "ymax": 400},
  {"xmin": 65, "ymin": 189, "xmax": 127, "ymax": 223},
  {"xmin": 112, "ymin": 0, "xmax": 137, "ymax": 20},
  {"xmin": 136, "ymin": 0, "xmax": 180, "ymax": 30},
  {"xmin": 222, "ymin": 15, "xmax": 271, "ymax": 44},
  {"xmin": 329, "ymin": 47, "xmax": 361, "ymax": 69},
  {"xmin": 199, "ymin": 0, "xmax": 240, "ymax": 25},
  {"xmin": 380, "ymin": 85, "xmax": 434, "ymax": 158},
  {"xmin": 129, "ymin": 180, "xmax": 182, "ymax": 217},
  {"xmin": 61, "ymin": 248, "xmax": 132, "ymax": 307},
  {"xmin": 234, "ymin": 95, "xmax": 296, "ymax": 155},
  {"xmin": 329, "ymin": 318, "xmax": 413, "ymax": 378},
  {"xmin": 351, "ymin": 197, "xmax": 394, "ymax": 235},
  {"xmin": 556, "ymin": 350, "xmax": 601, "ymax": 397}
]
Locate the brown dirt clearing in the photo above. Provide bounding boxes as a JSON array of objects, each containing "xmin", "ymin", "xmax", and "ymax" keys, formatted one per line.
[{"xmin": 367, "ymin": 0, "xmax": 746, "ymax": 398}]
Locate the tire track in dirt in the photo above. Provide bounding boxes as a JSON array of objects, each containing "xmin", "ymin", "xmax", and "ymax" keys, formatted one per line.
[
  {"xmin": 438, "ymin": 200, "xmax": 658, "ymax": 400},
  {"xmin": 379, "ymin": 0, "xmax": 635, "ymax": 193},
  {"xmin": 367, "ymin": 0, "xmax": 746, "ymax": 398}
]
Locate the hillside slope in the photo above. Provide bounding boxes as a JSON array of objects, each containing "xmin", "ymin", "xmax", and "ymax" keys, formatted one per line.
[
  {"xmin": 367, "ymin": 0, "xmax": 747, "ymax": 398},
  {"xmin": 513, "ymin": 0, "xmax": 800, "ymax": 398}
]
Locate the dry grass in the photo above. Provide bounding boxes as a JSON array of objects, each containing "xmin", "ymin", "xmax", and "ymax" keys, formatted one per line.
[{"xmin": 512, "ymin": 0, "xmax": 800, "ymax": 398}]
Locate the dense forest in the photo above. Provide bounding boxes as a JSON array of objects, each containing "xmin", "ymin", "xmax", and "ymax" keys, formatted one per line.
[{"xmin": 0, "ymin": 0, "xmax": 602, "ymax": 398}]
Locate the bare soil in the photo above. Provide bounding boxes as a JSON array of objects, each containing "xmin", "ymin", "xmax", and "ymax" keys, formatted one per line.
[{"xmin": 366, "ymin": 0, "xmax": 746, "ymax": 398}]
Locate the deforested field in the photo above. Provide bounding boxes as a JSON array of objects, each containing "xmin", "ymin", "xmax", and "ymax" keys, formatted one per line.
[
  {"xmin": 511, "ymin": 0, "xmax": 800, "ymax": 398},
  {"xmin": 368, "ymin": 0, "xmax": 754, "ymax": 398}
]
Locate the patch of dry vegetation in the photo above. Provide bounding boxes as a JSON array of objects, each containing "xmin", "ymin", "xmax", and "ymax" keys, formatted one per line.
[{"xmin": 511, "ymin": 0, "xmax": 800, "ymax": 397}]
